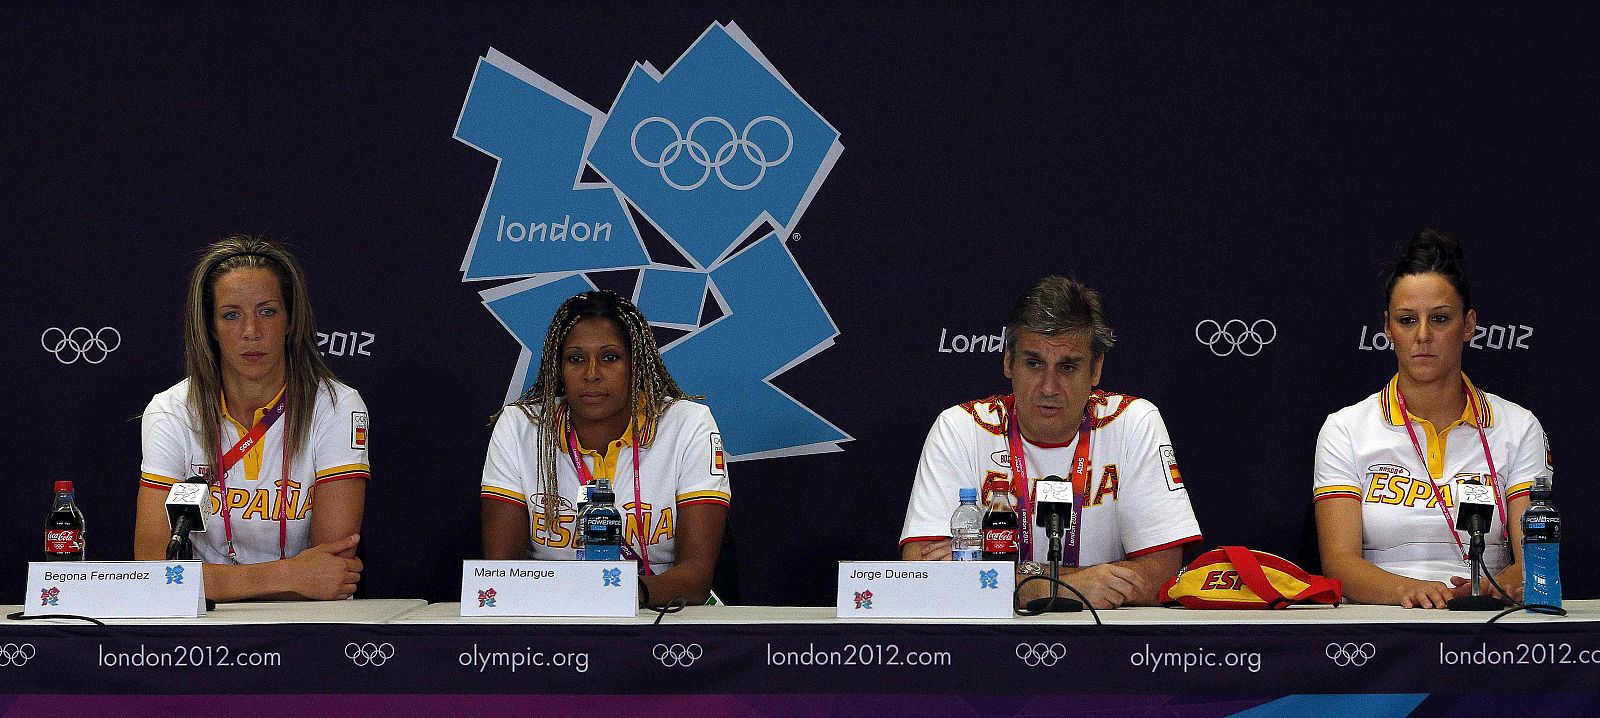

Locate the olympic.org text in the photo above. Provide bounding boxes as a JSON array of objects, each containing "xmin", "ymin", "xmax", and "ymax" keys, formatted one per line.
[
  {"xmin": 1439, "ymin": 642, "xmax": 1600, "ymax": 666},
  {"xmin": 98, "ymin": 644, "xmax": 281, "ymax": 668},
  {"xmin": 766, "ymin": 642, "xmax": 952, "ymax": 668},
  {"xmin": 1129, "ymin": 643, "xmax": 1261, "ymax": 673},
  {"xmin": 459, "ymin": 644, "xmax": 589, "ymax": 673}
]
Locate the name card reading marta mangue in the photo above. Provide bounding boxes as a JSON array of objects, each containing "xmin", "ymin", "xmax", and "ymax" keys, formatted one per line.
[
  {"xmin": 460, "ymin": 560, "xmax": 637, "ymax": 617},
  {"xmin": 25, "ymin": 561, "xmax": 205, "ymax": 618},
  {"xmin": 836, "ymin": 561, "xmax": 1012, "ymax": 618}
]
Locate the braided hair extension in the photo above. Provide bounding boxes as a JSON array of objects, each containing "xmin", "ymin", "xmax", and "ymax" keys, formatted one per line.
[{"xmin": 508, "ymin": 290, "xmax": 690, "ymax": 526}]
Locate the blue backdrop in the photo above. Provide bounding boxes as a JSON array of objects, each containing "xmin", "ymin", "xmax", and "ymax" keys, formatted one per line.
[{"xmin": 3, "ymin": 3, "xmax": 1594, "ymax": 606}]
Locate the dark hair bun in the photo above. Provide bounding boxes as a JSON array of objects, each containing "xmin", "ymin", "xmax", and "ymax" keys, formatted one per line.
[
  {"xmin": 1405, "ymin": 227, "xmax": 1466, "ymax": 268},
  {"xmin": 1383, "ymin": 226, "xmax": 1472, "ymax": 310}
]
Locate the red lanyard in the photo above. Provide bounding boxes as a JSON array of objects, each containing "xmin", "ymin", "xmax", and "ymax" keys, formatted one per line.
[
  {"xmin": 564, "ymin": 416, "xmax": 652, "ymax": 576},
  {"xmin": 216, "ymin": 393, "xmax": 289, "ymax": 563},
  {"xmin": 1393, "ymin": 383, "xmax": 1507, "ymax": 563},
  {"xmin": 1005, "ymin": 395, "xmax": 1092, "ymax": 565}
]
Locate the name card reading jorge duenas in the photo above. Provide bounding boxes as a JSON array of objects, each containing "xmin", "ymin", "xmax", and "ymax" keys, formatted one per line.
[{"xmin": 836, "ymin": 561, "xmax": 1012, "ymax": 619}]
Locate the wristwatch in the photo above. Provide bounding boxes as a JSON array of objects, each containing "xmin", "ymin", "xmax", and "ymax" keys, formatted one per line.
[{"xmin": 1019, "ymin": 561, "xmax": 1048, "ymax": 576}]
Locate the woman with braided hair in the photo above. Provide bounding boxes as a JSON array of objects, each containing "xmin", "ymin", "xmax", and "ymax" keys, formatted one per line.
[
  {"xmin": 481, "ymin": 290, "xmax": 730, "ymax": 606},
  {"xmin": 136, "ymin": 236, "xmax": 368, "ymax": 601}
]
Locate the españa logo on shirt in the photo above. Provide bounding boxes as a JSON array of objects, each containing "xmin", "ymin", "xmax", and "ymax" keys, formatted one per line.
[
  {"xmin": 1362, "ymin": 464, "xmax": 1491, "ymax": 508},
  {"xmin": 208, "ymin": 479, "xmax": 311, "ymax": 520},
  {"xmin": 454, "ymin": 22, "xmax": 849, "ymax": 462},
  {"xmin": 527, "ymin": 494, "xmax": 675, "ymax": 550},
  {"xmin": 981, "ymin": 467, "xmax": 1122, "ymax": 507}
]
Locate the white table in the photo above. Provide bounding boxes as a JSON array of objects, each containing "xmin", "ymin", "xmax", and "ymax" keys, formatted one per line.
[
  {"xmin": 391, "ymin": 600, "xmax": 1594, "ymax": 625},
  {"xmin": 1, "ymin": 598, "xmax": 427, "ymax": 626}
]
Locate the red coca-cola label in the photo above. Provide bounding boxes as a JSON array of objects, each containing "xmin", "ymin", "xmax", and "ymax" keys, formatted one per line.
[
  {"xmin": 983, "ymin": 528, "xmax": 1018, "ymax": 554},
  {"xmin": 45, "ymin": 529, "xmax": 83, "ymax": 553}
]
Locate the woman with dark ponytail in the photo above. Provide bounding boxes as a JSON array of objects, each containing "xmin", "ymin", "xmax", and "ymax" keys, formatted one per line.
[
  {"xmin": 135, "ymin": 236, "xmax": 369, "ymax": 601},
  {"xmin": 1313, "ymin": 228, "xmax": 1550, "ymax": 607}
]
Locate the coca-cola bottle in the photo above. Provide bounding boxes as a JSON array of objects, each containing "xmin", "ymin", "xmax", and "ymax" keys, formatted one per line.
[
  {"xmin": 45, "ymin": 480, "xmax": 85, "ymax": 561},
  {"xmin": 982, "ymin": 478, "xmax": 1019, "ymax": 562}
]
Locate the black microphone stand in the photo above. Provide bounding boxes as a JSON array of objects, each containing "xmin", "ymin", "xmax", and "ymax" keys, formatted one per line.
[
  {"xmin": 1023, "ymin": 510, "xmax": 1083, "ymax": 613},
  {"xmin": 1447, "ymin": 515, "xmax": 1505, "ymax": 611},
  {"xmin": 166, "ymin": 515, "xmax": 195, "ymax": 561}
]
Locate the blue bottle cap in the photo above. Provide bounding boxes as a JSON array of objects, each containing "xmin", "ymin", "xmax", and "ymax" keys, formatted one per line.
[{"xmin": 959, "ymin": 487, "xmax": 977, "ymax": 502}]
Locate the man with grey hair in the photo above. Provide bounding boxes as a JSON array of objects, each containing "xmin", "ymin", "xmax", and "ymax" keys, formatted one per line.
[{"xmin": 899, "ymin": 276, "xmax": 1202, "ymax": 609}]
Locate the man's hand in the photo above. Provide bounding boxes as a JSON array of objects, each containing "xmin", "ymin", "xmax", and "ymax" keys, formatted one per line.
[
  {"xmin": 904, "ymin": 539, "xmax": 952, "ymax": 561},
  {"xmin": 1062, "ymin": 563, "xmax": 1148, "ymax": 609}
]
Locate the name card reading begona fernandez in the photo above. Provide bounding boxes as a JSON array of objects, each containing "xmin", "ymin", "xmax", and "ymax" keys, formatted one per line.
[{"xmin": 26, "ymin": 561, "xmax": 205, "ymax": 618}]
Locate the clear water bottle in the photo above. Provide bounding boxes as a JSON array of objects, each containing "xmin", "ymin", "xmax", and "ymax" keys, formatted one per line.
[
  {"xmin": 580, "ymin": 479, "xmax": 622, "ymax": 561},
  {"xmin": 950, "ymin": 487, "xmax": 982, "ymax": 561},
  {"xmin": 1522, "ymin": 475, "xmax": 1561, "ymax": 611},
  {"xmin": 45, "ymin": 480, "xmax": 86, "ymax": 561},
  {"xmin": 573, "ymin": 484, "xmax": 594, "ymax": 560}
]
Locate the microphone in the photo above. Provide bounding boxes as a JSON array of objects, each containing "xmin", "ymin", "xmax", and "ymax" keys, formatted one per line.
[
  {"xmin": 1033, "ymin": 476, "xmax": 1074, "ymax": 563},
  {"xmin": 1448, "ymin": 477, "xmax": 1505, "ymax": 611},
  {"xmin": 1454, "ymin": 477, "xmax": 1495, "ymax": 535},
  {"xmin": 1025, "ymin": 476, "xmax": 1082, "ymax": 613},
  {"xmin": 165, "ymin": 477, "xmax": 211, "ymax": 560}
]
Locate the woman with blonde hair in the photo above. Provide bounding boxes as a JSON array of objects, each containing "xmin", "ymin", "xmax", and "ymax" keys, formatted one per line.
[{"xmin": 136, "ymin": 236, "xmax": 369, "ymax": 601}]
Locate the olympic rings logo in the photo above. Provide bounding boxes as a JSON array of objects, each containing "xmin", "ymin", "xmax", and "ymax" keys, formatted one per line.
[
  {"xmin": 0, "ymin": 643, "xmax": 37, "ymax": 667},
  {"xmin": 652, "ymin": 642, "xmax": 703, "ymax": 668},
  {"xmin": 344, "ymin": 642, "xmax": 395, "ymax": 667},
  {"xmin": 630, "ymin": 116, "xmax": 793, "ymax": 191},
  {"xmin": 1194, "ymin": 319, "xmax": 1276, "ymax": 357},
  {"xmin": 1324, "ymin": 642, "xmax": 1375, "ymax": 667},
  {"xmin": 41, "ymin": 327, "xmax": 121, "ymax": 365},
  {"xmin": 1015, "ymin": 642, "xmax": 1067, "ymax": 667}
]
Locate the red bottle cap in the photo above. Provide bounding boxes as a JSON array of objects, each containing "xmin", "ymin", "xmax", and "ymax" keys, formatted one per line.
[{"xmin": 54, "ymin": 480, "xmax": 74, "ymax": 492}]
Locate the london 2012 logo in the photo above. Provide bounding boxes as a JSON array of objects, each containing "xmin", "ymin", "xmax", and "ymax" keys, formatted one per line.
[{"xmin": 453, "ymin": 22, "xmax": 849, "ymax": 460}]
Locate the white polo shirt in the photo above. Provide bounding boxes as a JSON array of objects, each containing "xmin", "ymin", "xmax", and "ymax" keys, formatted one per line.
[
  {"xmin": 140, "ymin": 378, "xmax": 372, "ymax": 565},
  {"xmin": 900, "ymin": 391, "xmax": 1202, "ymax": 565},
  {"xmin": 481, "ymin": 399, "xmax": 730, "ymax": 575},
  {"xmin": 1313, "ymin": 374, "xmax": 1549, "ymax": 583}
]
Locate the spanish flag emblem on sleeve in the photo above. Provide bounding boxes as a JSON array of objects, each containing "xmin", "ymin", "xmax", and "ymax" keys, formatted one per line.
[{"xmin": 710, "ymin": 432, "xmax": 726, "ymax": 476}]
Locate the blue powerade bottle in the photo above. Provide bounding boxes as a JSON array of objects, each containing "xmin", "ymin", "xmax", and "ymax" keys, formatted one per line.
[
  {"xmin": 1521, "ymin": 475, "xmax": 1561, "ymax": 611},
  {"xmin": 581, "ymin": 479, "xmax": 623, "ymax": 561}
]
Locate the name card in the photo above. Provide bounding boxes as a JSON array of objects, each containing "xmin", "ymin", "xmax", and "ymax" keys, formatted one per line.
[
  {"xmin": 836, "ymin": 561, "xmax": 1012, "ymax": 618},
  {"xmin": 25, "ymin": 561, "xmax": 205, "ymax": 618},
  {"xmin": 460, "ymin": 560, "xmax": 637, "ymax": 617}
]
